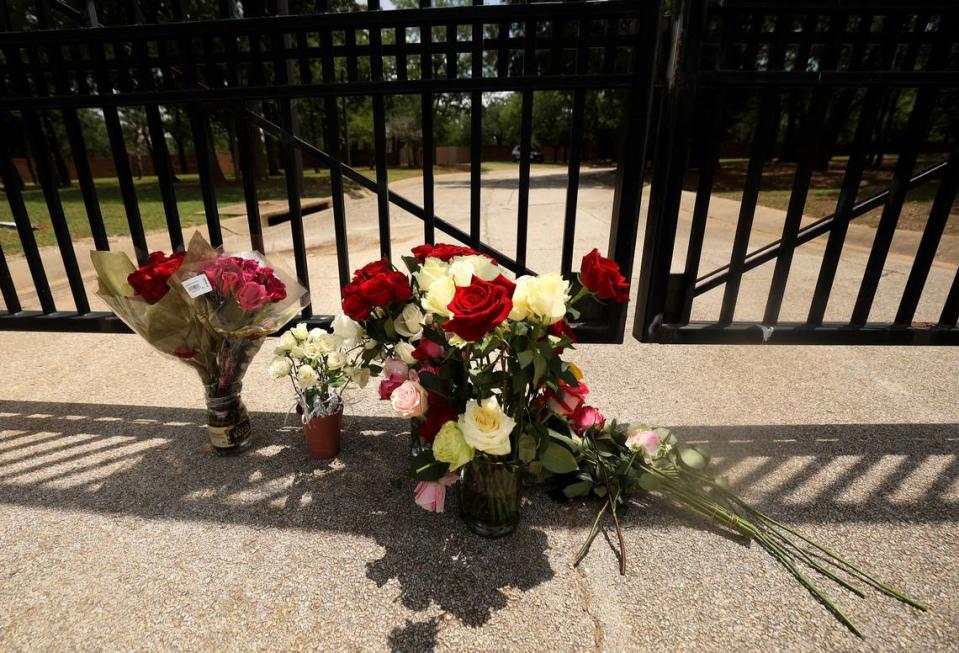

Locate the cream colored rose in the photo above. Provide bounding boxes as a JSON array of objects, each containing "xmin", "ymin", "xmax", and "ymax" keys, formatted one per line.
[
  {"xmin": 274, "ymin": 330, "xmax": 298, "ymax": 354},
  {"xmin": 291, "ymin": 323, "xmax": 309, "ymax": 342},
  {"xmin": 509, "ymin": 275, "xmax": 532, "ymax": 321},
  {"xmin": 290, "ymin": 345, "xmax": 305, "ymax": 361},
  {"xmin": 332, "ymin": 313, "xmax": 363, "ymax": 347},
  {"xmin": 422, "ymin": 275, "xmax": 455, "ymax": 318},
  {"xmin": 346, "ymin": 366, "xmax": 370, "ymax": 388},
  {"xmin": 414, "ymin": 257, "xmax": 450, "ymax": 293},
  {"xmin": 432, "ymin": 421, "xmax": 474, "ymax": 471},
  {"xmin": 457, "ymin": 254, "xmax": 500, "ymax": 281},
  {"xmin": 325, "ymin": 351, "xmax": 346, "ymax": 370},
  {"xmin": 302, "ymin": 341, "xmax": 323, "ymax": 359},
  {"xmin": 395, "ymin": 341, "xmax": 417, "ymax": 365},
  {"xmin": 519, "ymin": 273, "xmax": 569, "ymax": 325},
  {"xmin": 268, "ymin": 357, "xmax": 292, "ymax": 379},
  {"xmin": 296, "ymin": 365, "xmax": 318, "ymax": 388},
  {"xmin": 447, "ymin": 259, "xmax": 477, "ymax": 286},
  {"xmin": 458, "ymin": 397, "xmax": 515, "ymax": 456},
  {"xmin": 393, "ymin": 303, "xmax": 424, "ymax": 340}
]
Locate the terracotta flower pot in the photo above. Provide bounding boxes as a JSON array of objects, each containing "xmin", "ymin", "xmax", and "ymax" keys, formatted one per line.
[{"xmin": 303, "ymin": 408, "xmax": 343, "ymax": 459}]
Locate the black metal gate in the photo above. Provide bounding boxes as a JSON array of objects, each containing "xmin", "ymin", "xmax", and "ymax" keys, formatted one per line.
[
  {"xmin": 635, "ymin": 0, "xmax": 959, "ymax": 345},
  {"xmin": 0, "ymin": 0, "xmax": 659, "ymax": 343}
]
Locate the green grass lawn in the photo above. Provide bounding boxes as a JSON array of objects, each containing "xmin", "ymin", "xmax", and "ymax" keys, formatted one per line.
[{"xmin": 0, "ymin": 165, "xmax": 465, "ymax": 255}]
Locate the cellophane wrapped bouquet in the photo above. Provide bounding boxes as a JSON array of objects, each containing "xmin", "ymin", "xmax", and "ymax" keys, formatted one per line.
[{"xmin": 92, "ymin": 232, "xmax": 307, "ymax": 452}]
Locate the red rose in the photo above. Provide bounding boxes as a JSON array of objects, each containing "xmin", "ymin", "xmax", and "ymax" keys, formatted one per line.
[
  {"xmin": 264, "ymin": 273, "xmax": 287, "ymax": 302},
  {"xmin": 341, "ymin": 283, "xmax": 372, "ymax": 320},
  {"xmin": 378, "ymin": 377, "xmax": 403, "ymax": 400},
  {"xmin": 354, "ymin": 259, "xmax": 391, "ymax": 282},
  {"xmin": 570, "ymin": 404, "xmax": 605, "ymax": 435},
  {"xmin": 418, "ymin": 393, "xmax": 459, "ymax": 442},
  {"xmin": 127, "ymin": 250, "xmax": 185, "ymax": 304},
  {"xmin": 548, "ymin": 319, "xmax": 577, "ymax": 353},
  {"xmin": 359, "ymin": 274, "xmax": 395, "ymax": 307},
  {"xmin": 413, "ymin": 336, "xmax": 445, "ymax": 362},
  {"xmin": 544, "ymin": 380, "xmax": 590, "ymax": 416},
  {"xmin": 386, "ymin": 271, "xmax": 413, "ymax": 303},
  {"xmin": 411, "ymin": 244, "xmax": 436, "ymax": 262},
  {"xmin": 443, "ymin": 276, "xmax": 512, "ymax": 342},
  {"xmin": 411, "ymin": 242, "xmax": 489, "ymax": 263},
  {"xmin": 489, "ymin": 274, "xmax": 516, "ymax": 298},
  {"xmin": 580, "ymin": 248, "xmax": 629, "ymax": 303}
]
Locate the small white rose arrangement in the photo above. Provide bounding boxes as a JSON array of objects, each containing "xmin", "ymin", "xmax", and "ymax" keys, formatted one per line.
[{"xmin": 270, "ymin": 315, "xmax": 370, "ymax": 421}]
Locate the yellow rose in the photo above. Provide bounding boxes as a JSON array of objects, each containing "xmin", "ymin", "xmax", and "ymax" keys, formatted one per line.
[
  {"xmin": 458, "ymin": 397, "xmax": 514, "ymax": 456},
  {"xmin": 432, "ymin": 421, "xmax": 474, "ymax": 471}
]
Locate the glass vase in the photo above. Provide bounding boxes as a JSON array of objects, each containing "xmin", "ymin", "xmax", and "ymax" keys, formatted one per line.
[
  {"xmin": 459, "ymin": 458, "xmax": 521, "ymax": 538},
  {"xmin": 204, "ymin": 381, "xmax": 253, "ymax": 454}
]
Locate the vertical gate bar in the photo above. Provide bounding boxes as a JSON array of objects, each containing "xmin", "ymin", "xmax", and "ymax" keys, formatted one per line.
[
  {"xmin": 396, "ymin": 24, "xmax": 408, "ymax": 81},
  {"xmin": 560, "ymin": 15, "xmax": 590, "ymax": 277},
  {"xmin": 446, "ymin": 21, "xmax": 457, "ymax": 80},
  {"xmin": 0, "ymin": 143, "xmax": 56, "ymax": 313},
  {"xmin": 130, "ymin": 14, "xmax": 184, "ymax": 251},
  {"xmin": 321, "ymin": 20, "xmax": 351, "ymax": 287},
  {"xmin": 275, "ymin": 0, "xmax": 311, "ymax": 314},
  {"xmin": 469, "ymin": 1, "xmax": 484, "ymax": 248},
  {"xmin": 0, "ymin": 243, "xmax": 21, "ymax": 314},
  {"xmin": 497, "ymin": 21, "xmax": 509, "ymax": 78},
  {"xmin": 345, "ymin": 28, "xmax": 359, "ymax": 82},
  {"xmin": 633, "ymin": 0, "xmax": 703, "ymax": 343},
  {"xmin": 606, "ymin": 0, "xmax": 662, "ymax": 340},
  {"xmin": 940, "ymin": 267, "xmax": 959, "ymax": 327},
  {"xmin": 718, "ymin": 14, "xmax": 787, "ymax": 324},
  {"xmin": 850, "ymin": 88, "xmax": 939, "ymax": 326},
  {"xmin": 762, "ymin": 15, "xmax": 844, "ymax": 325},
  {"xmin": 679, "ymin": 13, "xmax": 735, "ymax": 323},
  {"xmin": 421, "ymin": 0, "xmax": 436, "ymax": 245},
  {"xmin": 807, "ymin": 13, "xmax": 895, "ymax": 325},
  {"xmin": 370, "ymin": 0, "xmax": 391, "ymax": 261},
  {"xmin": 515, "ymin": 17, "xmax": 535, "ymax": 271},
  {"xmin": 850, "ymin": 12, "xmax": 953, "ymax": 326},
  {"xmin": 12, "ymin": 40, "xmax": 90, "ymax": 313},
  {"xmin": 560, "ymin": 89, "xmax": 585, "ymax": 277},
  {"xmin": 895, "ymin": 149, "xmax": 959, "ymax": 325},
  {"xmin": 35, "ymin": 4, "xmax": 110, "ymax": 254}
]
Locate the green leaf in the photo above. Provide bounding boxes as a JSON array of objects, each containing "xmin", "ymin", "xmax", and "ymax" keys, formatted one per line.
[
  {"xmin": 593, "ymin": 485, "xmax": 608, "ymax": 498},
  {"xmin": 679, "ymin": 445, "xmax": 709, "ymax": 470},
  {"xmin": 539, "ymin": 442, "xmax": 578, "ymax": 474},
  {"xmin": 532, "ymin": 353, "xmax": 547, "ymax": 385},
  {"xmin": 401, "ymin": 255, "xmax": 420, "ymax": 274},
  {"xmin": 563, "ymin": 480, "xmax": 593, "ymax": 499},
  {"xmin": 518, "ymin": 432, "xmax": 538, "ymax": 463},
  {"xmin": 517, "ymin": 350, "xmax": 534, "ymax": 368}
]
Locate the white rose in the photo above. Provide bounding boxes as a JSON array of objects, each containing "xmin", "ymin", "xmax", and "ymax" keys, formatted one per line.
[
  {"xmin": 291, "ymin": 323, "xmax": 309, "ymax": 342},
  {"xmin": 290, "ymin": 345, "xmax": 305, "ymax": 361},
  {"xmin": 347, "ymin": 366, "xmax": 370, "ymax": 389},
  {"xmin": 458, "ymin": 397, "xmax": 515, "ymax": 456},
  {"xmin": 394, "ymin": 341, "xmax": 417, "ymax": 365},
  {"xmin": 522, "ymin": 273, "xmax": 570, "ymax": 325},
  {"xmin": 447, "ymin": 259, "xmax": 476, "ymax": 287},
  {"xmin": 509, "ymin": 276, "xmax": 532, "ymax": 321},
  {"xmin": 414, "ymin": 257, "xmax": 450, "ymax": 293},
  {"xmin": 296, "ymin": 365, "xmax": 318, "ymax": 388},
  {"xmin": 302, "ymin": 342, "xmax": 323, "ymax": 359},
  {"xmin": 274, "ymin": 331, "xmax": 298, "ymax": 354},
  {"xmin": 315, "ymin": 333, "xmax": 338, "ymax": 353},
  {"xmin": 457, "ymin": 254, "xmax": 500, "ymax": 281},
  {"xmin": 268, "ymin": 357, "xmax": 292, "ymax": 379},
  {"xmin": 325, "ymin": 351, "xmax": 346, "ymax": 370},
  {"xmin": 332, "ymin": 314, "xmax": 363, "ymax": 347},
  {"xmin": 393, "ymin": 303, "xmax": 424, "ymax": 340},
  {"xmin": 422, "ymin": 275, "xmax": 455, "ymax": 318}
]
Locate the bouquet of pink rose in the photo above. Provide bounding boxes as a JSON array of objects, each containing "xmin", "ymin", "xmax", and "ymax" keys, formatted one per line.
[{"xmin": 92, "ymin": 232, "xmax": 307, "ymax": 452}]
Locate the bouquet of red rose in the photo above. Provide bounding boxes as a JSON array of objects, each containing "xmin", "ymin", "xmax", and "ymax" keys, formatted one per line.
[{"xmin": 92, "ymin": 232, "xmax": 307, "ymax": 452}]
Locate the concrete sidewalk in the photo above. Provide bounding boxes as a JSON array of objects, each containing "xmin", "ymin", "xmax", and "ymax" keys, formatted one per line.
[{"xmin": 1, "ymin": 167, "xmax": 958, "ymax": 651}]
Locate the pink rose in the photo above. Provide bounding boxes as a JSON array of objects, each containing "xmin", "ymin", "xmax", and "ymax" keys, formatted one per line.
[
  {"xmin": 384, "ymin": 357, "xmax": 409, "ymax": 381},
  {"xmin": 235, "ymin": 281, "xmax": 268, "ymax": 311},
  {"xmin": 378, "ymin": 377, "xmax": 403, "ymax": 400},
  {"xmin": 390, "ymin": 380, "xmax": 428, "ymax": 418},
  {"xmin": 414, "ymin": 473, "xmax": 459, "ymax": 513},
  {"xmin": 546, "ymin": 381, "xmax": 590, "ymax": 416},
  {"xmin": 219, "ymin": 270, "xmax": 241, "ymax": 296},
  {"xmin": 571, "ymin": 405, "xmax": 605, "ymax": 435},
  {"xmin": 625, "ymin": 429, "xmax": 660, "ymax": 458}
]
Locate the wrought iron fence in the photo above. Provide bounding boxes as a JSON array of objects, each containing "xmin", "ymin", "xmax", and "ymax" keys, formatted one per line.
[
  {"xmin": 0, "ymin": 0, "xmax": 659, "ymax": 343},
  {"xmin": 635, "ymin": 0, "xmax": 959, "ymax": 345}
]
